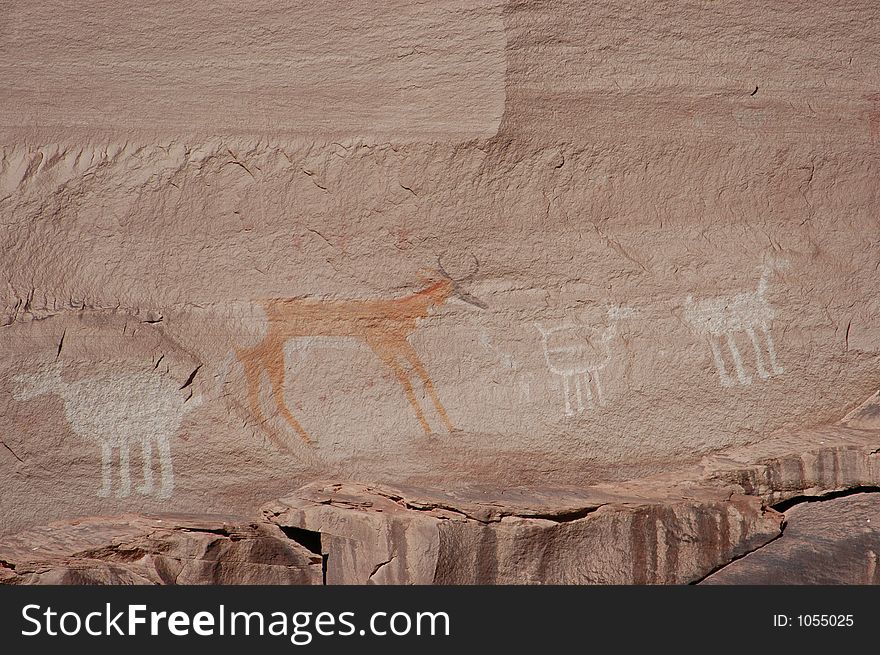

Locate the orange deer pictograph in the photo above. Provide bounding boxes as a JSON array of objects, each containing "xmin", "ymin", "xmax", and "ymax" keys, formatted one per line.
[{"xmin": 236, "ymin": 255, "xmax": 486, "ymax": 445}]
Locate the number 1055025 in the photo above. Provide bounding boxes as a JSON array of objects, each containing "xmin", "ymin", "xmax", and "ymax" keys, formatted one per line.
[
  {"xmin": 773, "ymin": 614, "xmax": 854, "ymax": 627},
  {"xmin": 798, "ymin": 615, "xmax": 853, "ymax": 627}
]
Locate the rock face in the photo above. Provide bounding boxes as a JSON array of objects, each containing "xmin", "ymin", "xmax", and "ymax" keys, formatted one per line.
[
  {"xmin": 0, "ymin": 0, "xmax": 878, "ymax": 572},
  {"xmin": 2, "ymin": 391, "xmax": 878, "ymax": 585},
  {"xmin": 702, "ymin": 494, "xmax": 880, "ymax": 585},
  {"xmin": 259, "ymin": 395, "xmax": 880, "ymax": 584},
  {"xmin": 0, "ymin": 515, "xmax": 322, "ymax": 585},
  {"xmin": 263, "ymin": 482, "xmax": 784, "ymax": 584}
]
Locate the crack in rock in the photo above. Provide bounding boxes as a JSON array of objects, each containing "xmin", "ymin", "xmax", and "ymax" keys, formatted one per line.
[
  {"xmin": 368, "ymin": 555, "xmax": 397, "ymax": 582},
  {"xmin": 690, "ymin": 511, "xmax": 788, "ymax": 585},
  {"xmin": 771, "ymin": 485, "xmax": 880, "ymax": 513}
]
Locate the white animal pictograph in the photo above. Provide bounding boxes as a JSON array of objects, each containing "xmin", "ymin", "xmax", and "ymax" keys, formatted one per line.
[
  {"xmin": 536, "ymin": 306, "xmax": 634, "ymax": 417},
  {"xmin": 12, "ymin": 360, "xmax": 200, "ymax": 499},
  {"xmin": 684, "ymin": 263, "xmax": 785, "ymax": 387}
]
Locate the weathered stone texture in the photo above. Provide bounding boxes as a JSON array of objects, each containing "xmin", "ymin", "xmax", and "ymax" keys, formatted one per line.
[
  {"xmin": 702, "ymin": 494, "xmax": 880, "ymax": 585},
  {"xmin": 0, "ymin": 514, "xmax": 322, "ymax": 585},
  {"xmin": 2, "ymin": 390, "xmax": 877, "ymax": 585},
  {"xmin": 0, "ymin": 1, "xmax": 878, "ymax": 567},
  {"xmin": 263, "ymin": 482, "xmax": 783, "ymax": 584}
]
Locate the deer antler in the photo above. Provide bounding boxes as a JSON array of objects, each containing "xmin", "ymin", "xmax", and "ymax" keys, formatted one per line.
[
  {"xmin": 437, "ymin": 252, "xmax": 451, "ymax": 280},
  {"xmin": 437, "ymin": 251, "xmax": 487, "ymax": 309},
  {"xmin": 437, "ymin": 251, "xmax": 480, "ymax": 282},
  {"xmin": 458, "ymin": 252, "xmax": 480, "ymax": 282}
]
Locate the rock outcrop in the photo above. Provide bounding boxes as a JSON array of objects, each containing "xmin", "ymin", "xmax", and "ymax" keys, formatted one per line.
[
  {"xmin": 2, "ymin": 390, "xmax": 877, "ymax": 585},
  {"xmin": 0, "ymin": 514, "xmax": 322, "ymax": 585},
  {"xmin": 0, "ymin": 2, "xmax": 878, "ymax": 581},
  {"xmin": 702, "ymin": 493, "xmax": 880, "ymax": 585},
  {"xmin": 263, "ymin": 481, "xmax": 783, "ymax": 584},
  {"xmin": 258, "ymin": 391, "xmax": 880, "ymax": 584}
]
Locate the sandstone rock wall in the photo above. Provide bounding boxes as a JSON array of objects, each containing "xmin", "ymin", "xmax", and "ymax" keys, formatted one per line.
[
  {"xmin": 0, "ymin": 514, "xmax": 322, "ymax": 585},
  {"xmin": 702, "ymin": 493, "xmax": 880, "ymax": 584},
  {"xmin": 4, "ymin": 392, "xmax": 879, "ymax": 584},
  {"xmin": 1, "ymin": 1, "xmax": 878, "ymax": 535}
]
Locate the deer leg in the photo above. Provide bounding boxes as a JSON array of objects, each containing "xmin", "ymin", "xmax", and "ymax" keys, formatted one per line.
[
  {"xmin": 708, "ymin": 337, "xmax": 734, "ymax": 387},
  {"xmin": 762, "ymin": 322, "xmax": 784, "ymax": 375},
  {"xmin": 264, "ymin": 342, "xmax": 313, "ymax": 444},
  {"xmin": 157, "ymin": 436, "xmax": 174, "ymax": 499},
  {"xmin": 745, "ymin": 326, "xmax": 770, "ymax": 379},
  {"xmin": 99, "ymin": 442, "xmax": 112, "ymax": 498},
  {"xmin": 371, "ymin": 342, "xmax": 433, "ymax": 434},
  {"xmin": 725, "ymin": 331, "xmax": 752, "ymax": 385},
  {"xmin": 117, "ymin": 439, "xmax": 131, "ymax": 498},
  {"xmin": 139, "ymin": 438, "xmax": 154, "ymax": 495},
  {"xmin": 399, "ymin": 340, "xmax": 455, "ymax": 432},
  {"xmin": 239, "ymin": 346, "xmax": 302, "ymax": 451}
]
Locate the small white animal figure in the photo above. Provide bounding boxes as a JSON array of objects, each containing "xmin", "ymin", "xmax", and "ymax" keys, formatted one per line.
[
  {"xmin": 12, "ymin": 360, "xmax": 200, "ymax": 499},
  {"xmin": 536, "ymin": 305, "xmax": 634, "ymax": 416},
  {"xmin": 684, "ymin": 263, "xmax": 785, "ymax": 387}
]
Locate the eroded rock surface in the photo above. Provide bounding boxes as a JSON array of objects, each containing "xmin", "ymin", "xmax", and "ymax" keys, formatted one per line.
[
  {"xmin": 702, "ymin": 494, "xmax": 880, "ymax": 585},
  {"xmin": 0, "ymin": 514, "xmax": 322, "ymax": 585},
  {"xmin": 261, "ymin": 393, "xmax": 880, "ymax": 584},
  {"xmin": 2, "ymin": 391, "xmax": 877, "ymax": 585},
  {"xmin": 0, "ymin": 1, "xmax": 878, "ymax": 562},
  {"xmin": 263, "ymin": 481, "xmax": 783, "ymax": 584}
]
